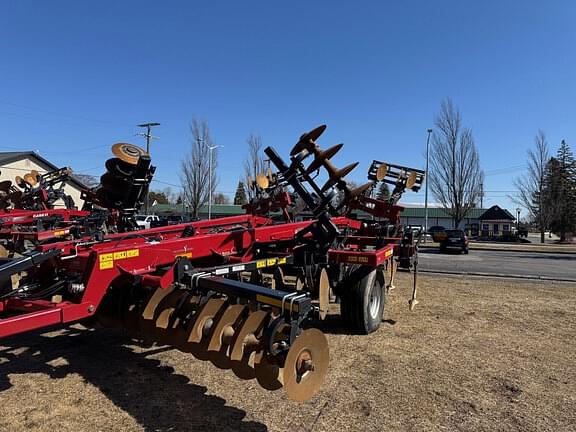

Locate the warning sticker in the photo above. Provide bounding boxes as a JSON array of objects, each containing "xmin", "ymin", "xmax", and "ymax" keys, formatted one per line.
[
  {"xmin": 113, "ymin": 251, "xmax": 127, "ymax": 260},
  {"xmin": 98, "ymin": 248, "xmax": 140, "ymax": 270},
  {"xmin": 99, "ymin": 253, "xmax": 113, "ymax": 263},
  {"xmin": 99, "ymin": 260, "xmax": 114, "ymax": 270}
]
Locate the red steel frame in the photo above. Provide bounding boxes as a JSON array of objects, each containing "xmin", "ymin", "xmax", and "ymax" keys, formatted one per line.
[{"xmin": 0, "ymin": 213, "xmax": 400, "ymax": 338}]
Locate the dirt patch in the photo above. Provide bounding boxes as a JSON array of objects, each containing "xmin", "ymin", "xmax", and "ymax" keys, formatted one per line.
[{"xmin": 1, "ymin": 273, "xmax": 575, "ymax": 431}]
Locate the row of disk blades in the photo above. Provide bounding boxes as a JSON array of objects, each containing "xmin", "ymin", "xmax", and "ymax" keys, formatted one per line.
[{"xmin": 97, "ymin": 278, "xmax": 328, "ymax": 402}]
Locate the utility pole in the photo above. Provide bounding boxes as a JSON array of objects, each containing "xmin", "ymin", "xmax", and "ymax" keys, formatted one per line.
[
  {"xmin": 137, "ymin": 122, "xmax": 160, "ymax": 215},
  {"xmin": 424, "ymin": 128, "xmax": 433, "ymax": 242},
  {"xmin": 205, "ymin": 143, "xmax": 223, "ymax": 220}
]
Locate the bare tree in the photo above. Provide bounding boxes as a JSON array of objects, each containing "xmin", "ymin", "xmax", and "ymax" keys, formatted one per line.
[
  {"xmin": 213, "ymin": 192, "xmax": 230, "ymax": 204},
  {"xmin": 510, "ymin": 130, "xmax": 551, "ymax": 243},
  {"xmin": 429, "ymin": 99, "xmax": 484, "ymax": 228},
  {"xmin": 161, "ymin": 187, "xmax": 176, "ymax": 204},
  {"xmin": 180, "ymin": 119, "xmax": 218, "ymax": 218},
  {"xmin": 243, "ymin": 133, "xmax": 265, "ymax": 200}
]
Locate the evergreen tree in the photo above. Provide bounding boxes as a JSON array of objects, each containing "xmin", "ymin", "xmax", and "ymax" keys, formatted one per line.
[
  {"xmin": 234, "ymin": 181, "xmax": 248, "ymax": 205},
  {"xmin": 376, "ymin": 182, "xmax": 390, "ymax": 201},
  {"xmin": 546, "ymin": 140, "xmax": 576, "ymax": 241}
]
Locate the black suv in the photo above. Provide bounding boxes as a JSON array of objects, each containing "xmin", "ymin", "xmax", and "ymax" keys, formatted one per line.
[
  {"xmin": 439, "ymin": 229, "xmax": 469, "ymax": 254},
  {"xmin": 428, "ymin": 225, "xmax": 447, "ymax": 242}
]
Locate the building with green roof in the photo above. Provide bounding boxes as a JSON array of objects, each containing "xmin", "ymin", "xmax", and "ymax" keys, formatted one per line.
[{"xmin": 147, "ymin": 202, "xmax": 515, "ymax": 234}]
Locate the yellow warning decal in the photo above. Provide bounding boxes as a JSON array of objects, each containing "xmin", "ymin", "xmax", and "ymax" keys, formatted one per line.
[
  {"xmin": 99, "ymin": 260, "xmax": 114, "ymax": 270},
  {"xmin": 113, "ymin": 251, "xmax": 127, "ymax": 260},
  {"xmin": 385, "ymin": 249, "xmax": 393, "ymax": 257},
  {"xmin": 347, "ymin": 256, "xmax": 369, "ymax": 263},
  {"xmin": 177, "ymin": 252, "xmax": 193, "ymax": 258},
  {"xmin": 277, "ymin": 257, "xmax": 287, "ymax": 264},
  {"xmin": 256, "ymin": 260, "xmax": 266, "ymax": 268},
  {"xmin": 99, "ymin": 253, "xmax": 113, "ymax": 263},
  {"xmin": 54, "ymin": 230, "xmax": 67, "ymax": 237},
  {"xmin": 267, "ymin": 258, "xmax": 277, "ymax": 266},
  {"xmin": 98, "ymin": 249, "xmax": 139, "ymax": 270}
]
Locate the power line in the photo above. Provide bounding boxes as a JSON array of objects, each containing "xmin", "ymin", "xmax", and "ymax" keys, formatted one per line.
[
  {"xmin": 484, "ymin": 165, "xmax": 526, "ymax": 176},
  {"xmin": 0, "ymin": 99, "xmax": 135, "ymax": 128}
]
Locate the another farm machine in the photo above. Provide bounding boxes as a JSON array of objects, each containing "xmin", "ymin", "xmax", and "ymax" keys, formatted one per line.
[{"xmin": 0, "ymin": 125, "xmax": 424, "ymax": 401}]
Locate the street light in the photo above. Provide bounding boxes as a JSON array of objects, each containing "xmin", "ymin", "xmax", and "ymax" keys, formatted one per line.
[
  {"xmin": 205, "ymin": 143, "xmax": 223, "ymax": 220},
  {"xmin": 516, "ymin": 207, "xmax": 521, "ymax": 228},
  {"xmin": 424, "ymin": 128, "xmax": 433, "ymax": 242}
]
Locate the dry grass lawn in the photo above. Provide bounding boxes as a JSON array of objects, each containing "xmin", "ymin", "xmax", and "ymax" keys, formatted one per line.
[{"xmin": 1, "ymin": 272, "xmax": 575, "ymax": 431}]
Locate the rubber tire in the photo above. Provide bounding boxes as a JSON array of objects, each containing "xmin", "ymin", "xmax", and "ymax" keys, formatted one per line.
[
  {"xmin": 341, "ymin": 267, "xmax": 385, "ymax": 334},
  {"xmin": 337, "ymin": 265, "xmax": 357, "ymax": 328},
  {"xmin": 464, "ymin": 248, "xmax": 469, "ymax": 254}
]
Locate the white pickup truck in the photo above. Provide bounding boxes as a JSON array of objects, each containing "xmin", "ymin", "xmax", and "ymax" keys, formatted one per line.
[{"xmin": 135, "ymin": 215, "xmax": 160, "ymax": 230}]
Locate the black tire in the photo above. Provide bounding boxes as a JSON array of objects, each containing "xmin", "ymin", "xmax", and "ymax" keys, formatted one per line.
[
  {"xmin": 341, "ymin": 266, "xmax": 385, "ymax": 334},
  {"xmin": 336, "ymin": 265, "xmax": 357, "ymax": 328},
  {"xmin": 464, "ymin": 248, "xmax": 469, "ymax": 254}
]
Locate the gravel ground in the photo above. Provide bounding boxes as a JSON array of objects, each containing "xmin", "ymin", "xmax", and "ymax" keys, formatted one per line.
[{"xmin": 1, "ymin": 272, "xmax": 575, "ymax": 432}]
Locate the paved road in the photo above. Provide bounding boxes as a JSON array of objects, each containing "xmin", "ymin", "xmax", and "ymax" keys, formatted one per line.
[{"xmin": 418, "ymin": 248, "xmax": 576, "ymax": 281}]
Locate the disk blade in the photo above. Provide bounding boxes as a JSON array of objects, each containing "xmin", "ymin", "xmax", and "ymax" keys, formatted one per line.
[
  {"xmin": 229, "ymin": 310, "xmax": 269, "ymax": 361},
  {"xmin": 254, "ymin": 350, "xmax": 283, "ymax": 391},
  {"xmin": 283, "ymin": 328, "xmax": 329, "ymax": 402},
  {"xmin": 207, "ymin": 304, "xmax": 247, "ymax": 352}
]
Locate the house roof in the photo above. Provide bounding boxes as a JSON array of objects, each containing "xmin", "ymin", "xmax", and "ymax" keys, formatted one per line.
[
  {"xmin": 151, "ymin": 203, "xmax": 246, "ymax": 215},
  {"xmin": 0, "ymin": 151, "xmax": 88, "ymax": 190},
  {"xmin": 400, "ymin": 207, "xmax": 487, "ymax": 219},
  {"xmin": 479, "ymin": 205, "xmax": 515, "ymax": 221}
]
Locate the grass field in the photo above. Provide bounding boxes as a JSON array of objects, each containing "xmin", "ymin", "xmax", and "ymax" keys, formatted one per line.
[{"xmin": 1, "ymin": 273, "xmax": 575, "ymax": 431}]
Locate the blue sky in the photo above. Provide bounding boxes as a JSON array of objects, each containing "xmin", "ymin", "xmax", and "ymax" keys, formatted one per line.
[{"xmin": 1, "ymin": 1, "xmax": 575, "ymax": 215}]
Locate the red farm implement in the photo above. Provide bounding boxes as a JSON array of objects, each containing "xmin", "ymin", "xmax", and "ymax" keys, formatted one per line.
[{"xmin": 0, "ymin": 125, "xmax": 424, "ymax": 401}]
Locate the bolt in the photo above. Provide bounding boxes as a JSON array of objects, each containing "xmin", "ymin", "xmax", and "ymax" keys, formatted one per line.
[
  {"xmin": 302, "ymin": 359, "xmax": 315, "ymax": 372},
  {"xmin": 87, "ymin": 305, "xmax": 95, "ymax": 313}
]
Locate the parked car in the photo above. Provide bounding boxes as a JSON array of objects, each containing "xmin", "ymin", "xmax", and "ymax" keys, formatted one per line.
[
  {"xmin": 428, "ymin": 225, "xmax": 447, "ymax": 242},
  {"xmin": 135, "ymin": 214, "xmax": 160, "ymax": 230},
  {"xmin": 166, "ymin": 215, "xmax": 184, "ymax": 225},
  {"xmin": 439, "ymin": 229, "xmax": 469, "ymax": 254},
  {"xmin": 147, "ymin": 215, "xmax": 187, "ymax": 229}
]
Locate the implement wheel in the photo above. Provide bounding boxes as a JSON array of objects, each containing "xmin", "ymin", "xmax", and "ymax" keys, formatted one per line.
[{"xmin": 340, "ymin": 266, "xmax": 385, "ymax": 334}]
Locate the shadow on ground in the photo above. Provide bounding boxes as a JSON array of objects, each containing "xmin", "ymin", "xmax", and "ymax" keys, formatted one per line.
[
  {"xmin": 0, "ymin": 327, "xmax": 267, "ymax": 432},
  {"xmin": 315, "ymin": 314, "xmax": 397, "ymax": 336}
]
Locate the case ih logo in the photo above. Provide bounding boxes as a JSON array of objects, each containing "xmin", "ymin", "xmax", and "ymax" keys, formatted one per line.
[{"xmin": 32, "ymin": 213, "xmax": 49, "ymax": 218}]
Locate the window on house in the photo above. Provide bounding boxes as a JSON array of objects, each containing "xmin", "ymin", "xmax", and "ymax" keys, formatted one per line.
[
  {"xmin": 503, "ymin": 224, "xmax": 510, "ymax": 231},
  {"xmin": 493, "ymin": 224, "xmax": 499, "ymax": 233},
  {"xmin": 482, "ymin": 224, "xmax": 489, "ymax": 231}
]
